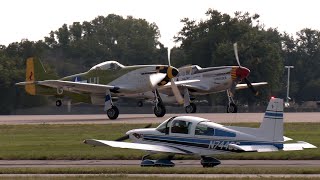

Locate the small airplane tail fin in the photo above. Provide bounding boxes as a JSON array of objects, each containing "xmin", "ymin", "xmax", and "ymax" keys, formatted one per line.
[
  {"xmin": 258, "ymin": 98, "xmax": 284, "ymax": 142},
  {"xmin": 18, "ymin": 57, "xmax": 58, "ymax": 95}
]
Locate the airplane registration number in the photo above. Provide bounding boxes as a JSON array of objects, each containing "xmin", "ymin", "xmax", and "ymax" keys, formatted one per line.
[{"xmin": 208, "ymin": 141, "xmax": 240, "ymax": 150}]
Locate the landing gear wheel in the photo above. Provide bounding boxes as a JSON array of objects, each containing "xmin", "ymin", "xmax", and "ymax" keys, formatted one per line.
[
  {"xmin": 107, "ymin": 106, "xmax": 119, "ymax": 120},
  {"xmin": 201, "ymin": 156, "xmax": 221, "ymax": 168},
  {"xmin": 154, "ymin": 104, "xmax": 166, "ymax": 117},
  {"xmin": 185, "ymin": 103, "xmax": 197, "ymax": 113},
  {"xmin": 56, "ymin": 100, "xmax": 62, "ymax": 107},
  {"xmin": 137, "ymin": 101, "xmax": 143, "ymax": 107},
  {"xmin": 227, "ymin": 103, "xmax": 237, "ymax": 113}
]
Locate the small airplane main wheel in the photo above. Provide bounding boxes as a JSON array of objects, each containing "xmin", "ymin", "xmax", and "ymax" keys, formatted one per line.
[
  {"xmin": 107, "ymin": 106, "xmax": 119, "ymax": 120},
  {"xmin": 154, "ymin": 104, "xmax": 166, "ymax": 117},
  {"xmin": 227, "ymin": 103, "xmax": 237, "ymax": 113},
  {"xmin": 185, "ymin": 103, "xmax": 197, "ymax": 113},
  {"xmin": 56, "ymin": 100, "xmax": 62, "ymax": 107}
]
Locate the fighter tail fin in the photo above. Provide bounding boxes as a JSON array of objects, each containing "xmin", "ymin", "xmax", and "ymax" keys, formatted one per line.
[
  {"xmin": 258, "ymin": 98, "xmax": 284, "ymax": 142},
  {"xmin": 22, "ymin": 57, "xmax": 58, "ymax": 95}
]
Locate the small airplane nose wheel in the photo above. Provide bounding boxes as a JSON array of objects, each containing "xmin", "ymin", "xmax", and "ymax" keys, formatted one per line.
[
  {"xmin": 185, "ymin": 103, "xmax": 197, "ymax": 113},
  {"xmin": 227, "ymin": 103, "xmax": 237, "ymax": 113},
  {"xmin": 107, "ymin": 106, "xmax": 119, "ymax": 120},
  {"xmin": 56, "ymin": 100, "xmax": 62, "ymax": 107},
  {"xmin": 154, "ymin": 104, "xmax": 166, "ymax": 117}
]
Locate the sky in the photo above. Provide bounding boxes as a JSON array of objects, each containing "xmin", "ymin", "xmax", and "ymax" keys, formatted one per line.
[{"xmin": 0, "ymin": 0, "xmax": 319, "ymax": 47}]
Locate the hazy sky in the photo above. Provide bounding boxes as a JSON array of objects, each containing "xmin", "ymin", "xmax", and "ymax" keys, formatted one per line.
[{"xmin": 0, "ymin": 0, "xmax": 319, "ymax": 47}]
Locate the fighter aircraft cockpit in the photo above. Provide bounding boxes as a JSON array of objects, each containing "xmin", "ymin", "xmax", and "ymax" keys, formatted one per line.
[
  {"xmin": 178, "ymin": 65, "xmax": 202, "ymax": 76},
  {"xmin": 90, "ymin": 61, "xmax": 124, "ymax": 71}
]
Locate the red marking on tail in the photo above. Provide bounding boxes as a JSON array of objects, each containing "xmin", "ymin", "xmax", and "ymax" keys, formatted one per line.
[{"xmin": 29, "ymin": 72, "xmax": 33, "ymax": 81}]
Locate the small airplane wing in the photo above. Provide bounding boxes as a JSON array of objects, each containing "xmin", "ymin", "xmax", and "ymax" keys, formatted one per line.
[
  {"xmin": 84, "ymin": 139, "xmax": 193, "ymax": 154},
  {"xmin": 229, "ymin": 144, "xmax": 279, "ymax": 152},
  {"xmin": 229, "ymin": 141, "xmax": 316, "ymax": 152},
  {"xmin": 236, "ymin": 82, "xmax": 268, "ymax": 90},
  {"xmin": 16, "ymin": 80, "xmax": 118, "ymax": 94}
]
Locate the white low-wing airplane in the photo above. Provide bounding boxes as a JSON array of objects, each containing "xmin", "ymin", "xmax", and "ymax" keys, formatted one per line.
[
  {"xmin": 84, "ymin": 98, "xmax": 316, "ymax": 167},
  {"xmin": 131, "ymin": 43, "xmax": 268, "ymax": 115}
]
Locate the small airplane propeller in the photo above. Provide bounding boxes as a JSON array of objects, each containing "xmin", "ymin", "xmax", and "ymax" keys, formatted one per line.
[
  {"xmin": 233, "ymin": 43, "xmax": 259, "ymax": 96},
  {"xmin": 115, "ymin": 124, "xmax": 152, "ymax": 142}
]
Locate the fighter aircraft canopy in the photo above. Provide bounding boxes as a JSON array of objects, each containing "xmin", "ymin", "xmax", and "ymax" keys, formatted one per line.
[{"xmin": 90, "ymin": 61, "xmax": 124, "ymax": 71}]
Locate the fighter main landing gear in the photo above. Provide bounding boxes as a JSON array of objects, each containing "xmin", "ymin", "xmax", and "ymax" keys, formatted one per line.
[
  {"xmin": 185, "ymin": 102, "xmax": 197, "ymax": 113},
  {"xmin": 104, "ymin": 90, "xmax": 119, "ymax": 120},
  {"xmin": 107, "ymin": 106, "xmax": 119, "ymax": 120},
  {"xmin": 226, "ymin": 90, "xmax": 238, "ymax": 113},
  {"xmin": 153, "ymin": 89, "xmax": 166, "ymax": 117},
  {"xmin": 184, "ymin": 88, "xmax": 197, "ymax": 113}
]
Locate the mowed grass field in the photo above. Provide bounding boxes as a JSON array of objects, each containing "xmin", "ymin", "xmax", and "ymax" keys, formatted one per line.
[{"xmin": 0, "ymin": 123, "xmax": 319, "ymax": 160}]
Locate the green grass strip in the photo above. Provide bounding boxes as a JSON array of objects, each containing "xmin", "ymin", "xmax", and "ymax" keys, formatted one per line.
[{"xmin": 0, "ymin": 123, "xmax": 318, "ymax": 160}]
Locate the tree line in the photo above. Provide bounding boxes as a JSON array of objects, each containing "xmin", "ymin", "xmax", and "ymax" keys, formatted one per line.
[{"xmin": 0, "ymin": 10, "xmax": 319, "ymax": 114}]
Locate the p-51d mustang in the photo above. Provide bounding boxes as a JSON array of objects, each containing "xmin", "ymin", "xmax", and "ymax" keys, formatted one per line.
[
  {"xmin": 132, "ymin": 43, "xmax": 267, "ymax": 115},
  {"xmin": 84, "ymin": 98, "xmax": 316, "ymax": 167},
  {"xmin": 16, "ymin": 57, "xmax": 190, "ymax": 120}
]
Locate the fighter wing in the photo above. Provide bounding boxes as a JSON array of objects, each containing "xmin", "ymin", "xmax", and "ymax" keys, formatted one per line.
[
  {"xmin": 16, "ymin": 80, "xmax": 119, "ymax": 94},
  {"xmin": 229, "ymin": 141, "xmax": 316, "ymax": 152},
  {"xmin": 84, "ymin": 139, "xmax": 193, "ymax": 154},
  {"xmin": 235, "ymin": 82, "xmax": 268, "ymax": 90}
]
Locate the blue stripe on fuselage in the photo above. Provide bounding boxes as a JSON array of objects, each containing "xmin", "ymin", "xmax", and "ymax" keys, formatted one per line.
[{"xmin": 143, "ymin": 135, "xmax": 283, "ymax": 150}]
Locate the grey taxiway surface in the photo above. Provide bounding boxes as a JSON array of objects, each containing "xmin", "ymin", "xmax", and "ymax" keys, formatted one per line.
[{"xmin": 0, "ymin": 112, "xmax": 320, "ymax": 124}]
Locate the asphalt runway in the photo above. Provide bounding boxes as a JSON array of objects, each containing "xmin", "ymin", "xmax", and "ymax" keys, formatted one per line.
[
  {"xmin": 0, "ymin": 112, "xmax": 320, "ymax": 124},
  {"xmin": 0, "ymin": 160, "xmax": 319, "ymax": 168}
]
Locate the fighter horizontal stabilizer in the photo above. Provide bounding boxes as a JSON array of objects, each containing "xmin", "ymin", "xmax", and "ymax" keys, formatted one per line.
[
  {"xmin": 229, "ymin": 144, "xmax": 279, "ymax": 152},
  {"xmin": 235, "ymin": 82, "xmax": 268, "ymax": 90},
  {"xmin": 83, "ymin": 139, "xmax": 192, "ymax": 154},
  {"xmin": 283, "ymin": 141, "xmax": 317, "ymax": 151}
]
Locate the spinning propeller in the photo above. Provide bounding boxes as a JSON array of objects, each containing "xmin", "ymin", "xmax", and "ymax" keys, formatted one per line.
[
  {"xmin": 167, "ymin": 47, "xmax": 184, "ymax": 104},
  {"xmin": 233, "ymin": 43, "xmax": 259, "ymax": 96}
]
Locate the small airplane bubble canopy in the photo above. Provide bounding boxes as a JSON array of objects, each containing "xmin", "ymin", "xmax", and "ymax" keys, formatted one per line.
[{"xmin": 90, "ymin": 61, "xmax": 124, "ymax": 70}]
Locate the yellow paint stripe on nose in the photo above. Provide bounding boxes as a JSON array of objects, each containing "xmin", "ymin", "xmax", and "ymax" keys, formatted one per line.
[
  {"xmin": 167, "ymin": 67, "xmax": 173, "ymax": 79},
  {"xmin": 231, "ymin": 67, "xmax": 237, "ymax": 80}
]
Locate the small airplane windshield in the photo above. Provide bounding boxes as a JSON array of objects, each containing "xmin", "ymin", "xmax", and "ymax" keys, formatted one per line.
[
  {"xmin": 171, "ymin": 120, "xmax": 192, "ymax": 134},
  {"xmin": 156, "ymin": 117, "xmax": 176, "ymax": 133},
  {"xmin": 90, "ymin": 61, "xmax": 124, "ymax": 71}
]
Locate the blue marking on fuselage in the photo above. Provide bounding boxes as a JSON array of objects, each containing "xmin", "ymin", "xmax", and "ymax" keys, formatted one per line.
[
  {"xmin": 74, "ymin": 76, "xmax": 82, "ymax": 82},
  {"xmin": 105, "ymin": 94, "xmax": 111, "ymax": 102},
  {"xmin": 143, "ymin": 135, "xmax": 283, "ymax": 150},
  {"xmin": 215, "ymin": 129, "xmax": 236, "ymax": 137}
]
